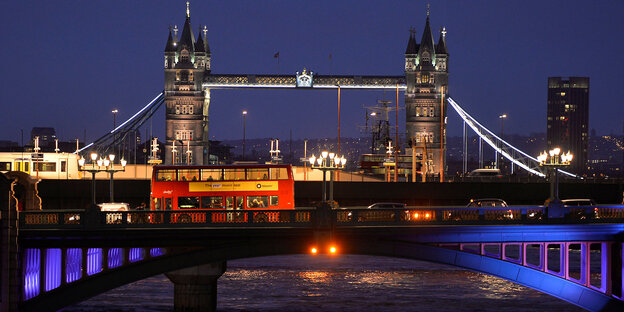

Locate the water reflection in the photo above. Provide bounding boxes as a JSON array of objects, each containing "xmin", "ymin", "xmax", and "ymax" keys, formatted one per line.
[{"xmin": 62, "ymin": 255, "xmax": 584, "ymax": 312}]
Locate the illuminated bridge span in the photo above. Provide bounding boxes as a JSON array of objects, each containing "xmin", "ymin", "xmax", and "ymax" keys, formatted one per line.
[
  {"xmin": 448, "ymin": 97, "xmax": 577, "ymax": 178},
  {"xmin": 203, "ymin": 74, "xmax": 406, "ymax": 89},
  {"xmin": 79, "ymin": 89, "xmax": 569, "ymax": 179},
  {"xmin": 78, "ymin": 92, "xmax": 165, "ymax": 155},
  {"xmin": 10, "ymin": 205, "xmax": 624, "ymax": 312}
]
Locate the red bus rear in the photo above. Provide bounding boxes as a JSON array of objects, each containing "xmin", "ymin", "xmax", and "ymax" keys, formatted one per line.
[{"xmin": 150, "ymin": 164, "xmax": 295, "ymax": 222}]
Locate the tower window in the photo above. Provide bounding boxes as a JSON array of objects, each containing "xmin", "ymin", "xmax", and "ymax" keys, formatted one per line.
[
  {"xmin": 180, "ymin": 49, "xmax": 190, "ymax": 63},
  {"xmin": 175, "ymin": 130, "xmax": 194, "ymax": 141}
]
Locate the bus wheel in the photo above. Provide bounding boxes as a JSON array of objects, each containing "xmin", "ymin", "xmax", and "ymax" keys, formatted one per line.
[
  {"xmin": 254, "ymin": 213, "xmax": 269, "ymax": 223},
  {"xmin": 178, "ymin": 214, "xmax": 192, "ymax": 223}
]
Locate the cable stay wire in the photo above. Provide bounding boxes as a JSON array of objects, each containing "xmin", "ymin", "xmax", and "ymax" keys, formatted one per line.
[
  {"xmin": 77, "ymin": 92, "xmax": 165, "ymax": 155},
  {"xmin": 447, "ymin": 96, "xmax": 579, "ymax": 179}
]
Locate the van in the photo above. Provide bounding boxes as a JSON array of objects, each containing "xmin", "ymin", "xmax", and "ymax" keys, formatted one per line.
[{"xmin": 98, "ymin": 203, "xmax": 130, "ymax": 224}]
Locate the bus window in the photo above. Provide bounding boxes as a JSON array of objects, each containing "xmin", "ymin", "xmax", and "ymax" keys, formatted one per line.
[
  {"xmin": 164, "ymin": 198, "xmax": 172, "ymax": 210},
  {"xmin": 178, "ymin": 169, "xmax": 199, "ymax": 181},
  {"xmin": 247, "ymin": 196, "xmax": 269, "ymax": 208},
  {"xmin": 178, "ymin": 196, "xmax": 199, "ymax": 209},
  {"xmin": 223, "ymin": 168, "xmax": 245, "ymax": 180},
  {"xmin": 270, "ymin": 195, "xmax": 279, "ymax": 207},
  {"xmin": 201, "ymin": 169, "xmax": 222, "ymax": 181},
  {"xmin": 269, "ymin": 168, "xmax": 288, "ymax": 180},
  {"xmin": 247, "ymin": 168, "xmax": 269, "ymax": 180},
  {"xmin": 157, "ymin": 170, "xmax": 176, "ymax": 181},
  {"xmin": 61, "ymin": 160, "xmax": 67, "ymax": 172},
  {"xmin": 201, "ymin": 196, "xmax": 223, "ymax": 209},
  {"xmin": 236, "ymin": 197, "xmax": 243, "ymax": 210},
  {"xmin": 226, "ymin": 196, "xmax": 234, "ymax": 210},
  {"xmin": 23, "ymin": 162, "xmax": 29, "ymax": 172},
  {"xmin": 153, "ymin": 197, "xmax": 162, "ymax": 210}
]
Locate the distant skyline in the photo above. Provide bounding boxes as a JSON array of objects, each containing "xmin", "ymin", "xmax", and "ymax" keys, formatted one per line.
[{"xmin": 2, "ymin": 0, "xmax": 623, "ymax": 144}]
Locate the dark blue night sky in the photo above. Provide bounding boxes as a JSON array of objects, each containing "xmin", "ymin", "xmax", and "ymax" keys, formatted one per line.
[{"xmin": 2, "ymin": 0, "xmax": 623, "ymax": 143}]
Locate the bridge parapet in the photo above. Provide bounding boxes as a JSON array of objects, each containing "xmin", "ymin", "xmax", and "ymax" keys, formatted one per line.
[{"xmin": 19, "ymin": 205, "xmax": 624, "ymax": 230}]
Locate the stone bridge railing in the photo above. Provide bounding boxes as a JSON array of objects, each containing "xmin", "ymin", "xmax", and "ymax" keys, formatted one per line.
[{"xmin": 19, "ymin": 205, "xmax": 624, "ymax": 229}]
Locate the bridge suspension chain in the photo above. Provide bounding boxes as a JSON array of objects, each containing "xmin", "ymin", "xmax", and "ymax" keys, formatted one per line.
[
  {"xmin": 78, "ymin": 92, "xmax": 165, "ymax": 155},
  {"xmin": 447, "ymin": 97, "xmax": 578, "ymax": 178}
]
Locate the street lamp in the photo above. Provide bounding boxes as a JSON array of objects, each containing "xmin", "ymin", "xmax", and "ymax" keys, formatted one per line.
[
  {"xmin": 308, "ymin": 151, "xmax": 347, "ymax": 203},
  {"xmin": 497, "ymin": 114, "xmax": 507, "ymax": 170},
  {"xmin": 112, "ymin": 109, "xmax": 119, "ymax": 155},
  {"xmin": 78, "ymin": 152, "xmax": 127, "ymax": 206},
  {"xmin": 242, "ymin": 110, "xmax": 247, "ymax": 160},
  {"xmin": 537, "ymin": 148, "xmax": 573, "ymax": 217}
]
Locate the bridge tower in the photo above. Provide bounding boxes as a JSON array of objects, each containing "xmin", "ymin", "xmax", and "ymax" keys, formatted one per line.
[
  {"xmin": 404, "ymin": 7, "xmax": 448, "ymax": 179},
  {"xmin": 164, "ymin": 2, "xmax": 211, "ymax": 165}
]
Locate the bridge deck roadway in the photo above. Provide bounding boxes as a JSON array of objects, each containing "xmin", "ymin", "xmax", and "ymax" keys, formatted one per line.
[{"xmin": 19, "ymin": 223, "xmax": 624, "ymax": 248}]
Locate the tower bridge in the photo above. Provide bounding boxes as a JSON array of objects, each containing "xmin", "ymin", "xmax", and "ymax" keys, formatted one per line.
[{"xmin": 79, "ymin": 2, "xmax": 569, "ymax": 178}]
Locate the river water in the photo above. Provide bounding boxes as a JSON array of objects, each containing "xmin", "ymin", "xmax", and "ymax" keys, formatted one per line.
[{"xmin": 60, "ymin": 255, "xmax": 585, "ymax": 312}]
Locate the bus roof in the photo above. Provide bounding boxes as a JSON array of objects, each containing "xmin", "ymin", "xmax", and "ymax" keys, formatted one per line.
[{"xmin": 154, "ymin": 164, "xmax": 292, "ymax": 170}]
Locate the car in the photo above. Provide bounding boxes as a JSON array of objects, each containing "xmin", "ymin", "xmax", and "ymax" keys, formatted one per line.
[
  {"xmin": 562, "ymin": 199, "xmax": 598, "ymax": 219},
  {"xmin": 466, "ymin": 198, "xmax": 508, "ymax": 208},
  {"xmin": 562, "ymin": 199, "xmax": 596, "ymax": 206},
  {"xmin": 367, "ymin": 202, "xmax": 407, "ymax": 209},
  {"xmin": 464, "ymin": 198, "xmax": 513, "ymax": 220},
  {"xmin": 350, "ymin": 203, "xmax": 408, "ymax": 222}
]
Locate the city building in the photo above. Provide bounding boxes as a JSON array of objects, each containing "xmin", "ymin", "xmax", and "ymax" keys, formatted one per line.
[
  {"xmin": 164, "ymin": 3, "xmax": 211, "ymax": 165},
  {"xmin": 546, "ymin": 77, "xmax": 589, "ymax": 174},
  {"xmin": 404, "ymin": 7, "xmax": 449, "ymax": 180},
  {"xmin": 30, "ymin": 127, "xmax": 57, "ymax": 147}
]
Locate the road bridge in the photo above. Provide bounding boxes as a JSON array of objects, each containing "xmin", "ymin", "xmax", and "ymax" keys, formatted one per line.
[{"xmin": 4, "ymin": 203, "xmax": 624, "ymax": 312}]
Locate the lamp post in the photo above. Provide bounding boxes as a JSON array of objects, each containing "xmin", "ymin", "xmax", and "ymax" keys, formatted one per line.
[
  {"xmin": 497, "ymin": 114, "xmax": 507, "ymax": 169},
  {"xmin": 537, "ymin": 148, "xmax": 573, "ymax": 218},
  {"xmin": 242, "ymin": 110, "xmax": 247, "ymax": 160},
  {"xmin": 112, "ymin": 109, "xmax": 118, "ymax": 154},
  {"xmin": 308, "ymin": 151, "xmax": 347, "ymax": 203},
  {"xmin": 78, "ymin": 153, "xmax": 127, "ymax": 205}
]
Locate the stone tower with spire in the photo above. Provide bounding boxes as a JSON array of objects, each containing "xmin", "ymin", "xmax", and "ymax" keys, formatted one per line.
[
  {"xmin": 404, "ymin": 6, "xmax": 449, "ymax": 179},
  {"xmin": 164, "ymin": 2, "xmax": 212, "ymax": 165}
]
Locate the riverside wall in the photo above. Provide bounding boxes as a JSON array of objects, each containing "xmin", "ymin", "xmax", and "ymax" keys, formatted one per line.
[{"xmin": 36, "ymin": 180, "xmax": 623, "ymax": 210}]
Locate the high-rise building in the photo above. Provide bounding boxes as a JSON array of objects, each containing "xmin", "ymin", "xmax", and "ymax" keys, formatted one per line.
[
  {"xmin": 164, "ymin": 2, "xmax": 211, "ymax": 165},
  {"xmin": 404, "ymin": 7, "xmax": 449, "ymax": 179},
  {"xmin": 30, "ymin": 127, "xmax": 57, "ymax": 147},
  {"xmin": 546, "ymin": 77, "xmax": 589, "ymax": 174}
]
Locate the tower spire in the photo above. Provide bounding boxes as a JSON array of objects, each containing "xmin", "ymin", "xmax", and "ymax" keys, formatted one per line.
[
  {"xmin": 186, "ymin": 1, "xmax": 190, "ymax": 18},
  {"xmin": 427, "ymin": 4, "xmax": 430, "ymax": 17}
]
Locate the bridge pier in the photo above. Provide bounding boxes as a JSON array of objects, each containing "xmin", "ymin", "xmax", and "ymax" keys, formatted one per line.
[
  {"xmin": 1, "ymin": 174, "xmax": 19, "ymax": 312},
  {"xmin": 165, "ymin": 261, "xmax": 227, "ymax": 312}
]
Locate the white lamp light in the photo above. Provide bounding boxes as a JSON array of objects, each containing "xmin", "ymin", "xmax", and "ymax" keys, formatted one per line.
[
  {"xmin": 309, "ymin": 155, "xmax": 316, "ymax": 166},
  {"xmin": 109, "ymin": 154, "xmax": 115, "ymax": 162},
  {"xmin": 78, "ymin": 157, "xmax": 85, "ymax": 167},
  {"xmin": 90, "ymin": 152, "xmax": 98, "ymax": 162},
  {"xmin": 121, "ymin": 158, "xmax": 127, "ymax": 167},
  {"xmin": 321, "ymin": 151, "xmax": 328, "ymax": 159}
]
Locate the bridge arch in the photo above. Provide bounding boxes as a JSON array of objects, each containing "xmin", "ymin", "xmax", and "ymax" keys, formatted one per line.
[{"xmin": 22, "ymin": 237, "xmax": 623, "ymax": 312}]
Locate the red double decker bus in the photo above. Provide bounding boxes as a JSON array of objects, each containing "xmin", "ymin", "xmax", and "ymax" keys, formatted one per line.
[{"xmin": 150, "ymin": 164, "xmax": 295, "ymax": 222}]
